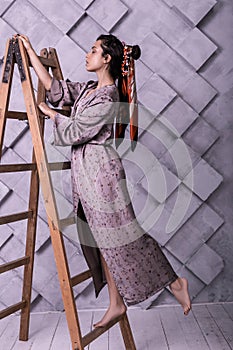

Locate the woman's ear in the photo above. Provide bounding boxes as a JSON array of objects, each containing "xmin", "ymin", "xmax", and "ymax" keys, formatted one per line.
[{"xmin": 104, "ymin": 54, "xmax": 111, "ymax": 63}]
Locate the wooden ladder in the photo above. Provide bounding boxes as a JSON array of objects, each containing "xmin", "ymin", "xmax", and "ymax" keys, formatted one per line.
[{"xmin": 0, "ymin": 37, "xmax": 136, "ymax": 350}]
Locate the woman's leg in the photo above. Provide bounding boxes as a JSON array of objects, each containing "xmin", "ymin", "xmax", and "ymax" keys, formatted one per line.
[
  {"xmin": 94, "ymin": 254, "xmax": 127, "ymax": 328},
  {"xmin": 94, "ymin": 257, "xmax": 191, "ymax": 327},
  {"xmin": 169, "ymin": 277, "xmax": 191, "ymax": 315}
]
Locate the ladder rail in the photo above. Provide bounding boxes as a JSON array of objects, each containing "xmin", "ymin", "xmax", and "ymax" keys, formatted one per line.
[
  {"xmin": 0, "ymin": 39, "xmax": 14, "ymax": 156},
  {"xmin": 19, "ymin": 46, "xmax": 48, "ymax": 342},
  {"xmin": 0, "ymin": 37, "xmax": 137, "ymax": 350},
  {"xmin": 17, "ymin": 39, "xmax": 84, "ymax": 349}
]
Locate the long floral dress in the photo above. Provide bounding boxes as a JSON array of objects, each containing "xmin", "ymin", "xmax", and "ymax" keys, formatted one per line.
[{"xmin": 47, "ymin": 78, "xmax": 177, "ymax": 306}]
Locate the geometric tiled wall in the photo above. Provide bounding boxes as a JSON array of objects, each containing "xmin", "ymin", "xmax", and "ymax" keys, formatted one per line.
[{"xmin": 0, "ymin": 0, "xmax": 232, "ymax": 311}]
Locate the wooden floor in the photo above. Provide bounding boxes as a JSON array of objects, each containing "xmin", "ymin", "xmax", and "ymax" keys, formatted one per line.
[{"xmin": 0, "ymin": 303, "xmax": 233, "ymax": 350}]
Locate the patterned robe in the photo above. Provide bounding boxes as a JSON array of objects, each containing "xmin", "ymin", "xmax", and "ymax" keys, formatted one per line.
[{"xmin": 47, "ymin": 78, "xmax": 177, "ymax": 306}]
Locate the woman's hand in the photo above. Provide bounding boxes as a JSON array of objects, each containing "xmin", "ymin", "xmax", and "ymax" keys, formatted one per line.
[
  {"xmin": 13, "ymin": 34, "xmax": 52, "ymax": 91},
  {"xmin": 14, "ymin": 34, "xmax": 33, "ymax": 52},
  {"xmin": 38, "ymin": 102, "xmax": 57, "ymax": 120}
]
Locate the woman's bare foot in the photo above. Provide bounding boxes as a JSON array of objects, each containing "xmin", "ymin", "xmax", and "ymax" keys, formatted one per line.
[
  {"xmin": 93, "ymin": 303, "xmax": 127, "ymax": 328},
  {"xmin": 170, "ymin": 277, "xmax": 191, "ymax": 315}
]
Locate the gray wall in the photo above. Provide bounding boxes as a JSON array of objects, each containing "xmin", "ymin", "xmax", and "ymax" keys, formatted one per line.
[{"xmin": 0, "ymin": 0, "xmax": 232, "ymax": 312}]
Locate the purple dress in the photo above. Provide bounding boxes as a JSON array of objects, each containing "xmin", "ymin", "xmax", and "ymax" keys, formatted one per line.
[{"xmin": 47, "ymin": 78, "xmax": 177, "ymax": 306}]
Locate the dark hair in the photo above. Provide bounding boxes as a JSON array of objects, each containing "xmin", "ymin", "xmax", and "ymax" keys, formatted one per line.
[
  {"xmin": 97, "ymin": 34, "xmax": 141, "ymax": 80},
  {"xmin": 97, "ymin": 34, "xmax": 123, "ymax": 80}
]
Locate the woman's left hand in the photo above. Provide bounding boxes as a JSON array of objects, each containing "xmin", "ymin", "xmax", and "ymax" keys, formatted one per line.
[{"xmin": 38, "ymin": 102, "xmax": 57, "ymax": 120}]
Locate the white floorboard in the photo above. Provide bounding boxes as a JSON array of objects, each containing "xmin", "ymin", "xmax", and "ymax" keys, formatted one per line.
[
  {"xmin": 192, "ymin": 304, "xmax": 232, "ymax": 350},
  {"xmin": 0, "ymin": 303, "xmax": 233, "ymax": 350}
]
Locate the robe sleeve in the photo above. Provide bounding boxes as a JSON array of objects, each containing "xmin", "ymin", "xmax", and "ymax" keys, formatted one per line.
[
  {"xmin": 53, "ymin": 97, "xmax": 117, "ymax": 146},
  {"xmin": 46, "ymin": 77, "xmax": 86, "ymax": 107}
]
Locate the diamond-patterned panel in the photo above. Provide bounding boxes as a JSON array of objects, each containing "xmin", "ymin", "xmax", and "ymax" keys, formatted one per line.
[
  {"xmin": 169, "ymin": 0, "xmax": 217, "ymax": 25},
  {"xmin": 138, "ymin": 73, "xmax": 177, "ymax": 115},
  {"xmin": 0, "ymin": 18, "xmax": 15, "ymax": 57},
  {"xmin": 0, "ymin": 0, "xmax": 14, "ymax": 15},
  {"xmin": 140, "ymin": 163, "xmax": 180, "ymax": 203},
  {"xmin": 28, "ymin": 0, "xmax": 84, "ymax": 33},
  {"xmin": 180, "ymin": 73, "xmax": 217, "ymax": 113},
  {"xmin": 166, "ymin": 203, "xmax": 224, "ymax": 263},
  {"xmin": 0, "ymin": 0, "xmax": 229, "ymax": 312},
  {"xmin": 0, "ymin": 224, "xmax": 13, "ymax": 248},
  {"xmin": 74, "ymin": 0, "xmax": 94, "ymax": 10},
  {"xmin": 183, "ymin": 117, "xmax": 219, "ymax": 155},
  {"xmin": 183, "ymin": 158, "xmax": 223, "ymax": 200},
  {"xmin": 140, "ymin": 32, "xmax": 173, "ymax": 73},
  {"xmin": 54, "ymin": 35, "xmax": 86, "ymax": 80},
  {"xmin": 87, "ymin": 0, "xmax": 128, "ymax": 32},
  {"xmin": 176, "ymin": 27, "xmax": 217, "ymax": 70},
  {"xmin": 0, "ymin": 181, "xmax": 10, "ymax": 205},
  {"xmin": 186, "ymin": 244, "xmax": 224, "ymax": 284},
  {"xmin": 69, "ymin": 14, "xmax": 107, "ymax": 52},
  {"xmin": 160, "ymin": 139, "xmax": 200, "ymax": 179},
  {"xmin": 139, "ymin": 118, "xmax": 177, "ymax": 160},
  {"xmin": 3, "ymin": 0, "xmax": 63, "ymax": 50},
  {"xmin": 158, "ymin": 97, "xmax": 199, "ymax": 137}
]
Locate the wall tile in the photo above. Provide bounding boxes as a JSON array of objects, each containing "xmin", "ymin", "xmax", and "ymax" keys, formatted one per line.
[
  {"xmin": 139, "ymin": 118, "xmax": 177, "ymax": 160},
  {"xmin": 166, "ymin": 203, "xmax": 224, "ymax": 263},
  {"xmin": 3, "ymin": 0, "xmax": 62, "ymax": 50},
  {"xmin": 0, "ymin": 0, "xmax": 229, "ymax": 311},
  {"xmin": 0, "ymin": 224, "xmax": 13, "ymax": 248},
  {"xmin": 172, "ymin": 0, "xmax": 217, "ymax": 25},
  {"xmin": 176, "ymin": 27, "xmax": 217, "ymax": 70},
  {"xmin": 183, "ymin": 158, "xmax": 223, "ymax": 200},
  {"xmin": 183, "ymin": 117, "xmax": 219, "ymax": 155},
  {"xmin": 160, "ymin": 139, "xmax": 200, "ymax": 179},
  {"xmin": 28, "ymin": 0, "xmax": 84, "ymax": 33},
  {"xmin": 54, "ymin": 35, "xmax": 86, "ymax": 78},
  {"xmin": 180, "ymin": 73, "xmax": 217, "ymax": 113},
  {"xmin": 0, "ymin": 18, "xmax": 15, "ymax": 57},
  {"xmin": 74, "ymin": 0, "xmax": 94, "ymax": 10},
  {"xmin": 138, "ymin": 73, "xmax": 177, "ymax": 115},
  {"xmin": 87, "ymin": 0, "xmax": 128, "ymax": 32},
  {"xmin": 0, "ymin": 180, "xmax": 10, "ymax": 205},
  {"xmin": 186, "ymin": 244, "xmax": 224, "ymax": 284},
  {"xmin": 140, "ymin": 163, "xmax": 180, "ymax": 203},
  {"xmin": 158, "ymin": 97, "xmax": 199, "ymax": 137},
  {"xmin": 69, "ymin": 14, "xmax": 107, "ymax": 52}
]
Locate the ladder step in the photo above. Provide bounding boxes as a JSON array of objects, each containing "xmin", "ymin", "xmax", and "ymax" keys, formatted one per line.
[
  {"xmin": 49, "ymin": 161, "xmax": 71, "ymax": 171},
  {"xmin": 0, "ymin": 162, "xmax": 70, "ymax": 173},
  {"xmin": 71, "ymin": 270, "xmax": 92, "ymax": 287},
  {"xmin": 59, "ymin": 216, "xmax": 75, "ymax": 229},
  {"xmin": 6, "ymin": 109, "xmax": 70, "ymax": 120},
  {"xmin": 0, "ymin": 211, "xmax": 33, "ymax": 225},
  {"xmin": 0, "ymin": 300, "xmax": 27, "ymax": 319},
  {"xmin": 37, "ymin": 56, "xmax": 57, "ymax": 68},
  {"xmin": 6, "ymin": 111, "xmax": 28, "ymax": 120},
  {"xmin": 0, "ymin": 163, "xmax": 36, "ymax": 172},
  {"xmin": 82, "ymin": 313, "xmax": 126, "ymax": 347},
  {"xmin": 52, "ymin": 108, "xmax": 70, "ymax": 116},
  {"xmin": 0, "ymin": 256, "xmax": 30, "ymax": 274}
]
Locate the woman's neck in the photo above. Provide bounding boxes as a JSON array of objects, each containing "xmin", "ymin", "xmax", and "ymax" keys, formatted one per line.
[{"xmin": 96, "ymin": 71, "xmax": 114, "ymax": 89}]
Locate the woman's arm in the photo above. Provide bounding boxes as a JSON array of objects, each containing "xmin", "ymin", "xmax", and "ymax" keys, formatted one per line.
[
  {"xmin": 17, "ymin": 34, "xmax": 52, "ymax": 91},
  {"xmin": 38, "ymin": 102, "xmax": 57, "ymax": 120},
  {"xmin": 52, "ymin": 98, "xmax": 117, "ymax": 146}
]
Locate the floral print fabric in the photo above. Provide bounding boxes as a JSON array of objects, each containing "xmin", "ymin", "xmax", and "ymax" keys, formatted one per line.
[{"xmin": 47, "ymin": 78, "xmax": 177, "ymax": 305}]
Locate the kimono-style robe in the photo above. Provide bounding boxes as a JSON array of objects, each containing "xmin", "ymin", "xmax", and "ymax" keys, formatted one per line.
[{"xmin": 47, "ymin": 78, "xmax": 177, "ymax": 306}]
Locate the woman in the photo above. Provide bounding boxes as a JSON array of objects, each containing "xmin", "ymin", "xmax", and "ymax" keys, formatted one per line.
[{"xmin": 18, "ymin": 33, "xmax": 191, "ymax": 328}]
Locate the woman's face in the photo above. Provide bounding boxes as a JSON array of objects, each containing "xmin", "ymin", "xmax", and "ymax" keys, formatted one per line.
[{"xmin": 86, "ymin": 40, "xmax": 108, "ymax": 73}]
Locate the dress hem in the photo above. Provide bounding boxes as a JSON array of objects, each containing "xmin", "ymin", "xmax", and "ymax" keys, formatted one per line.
[{"xmin": 124, "ymin": 274, "xmax": 178, "ymax": 306}]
